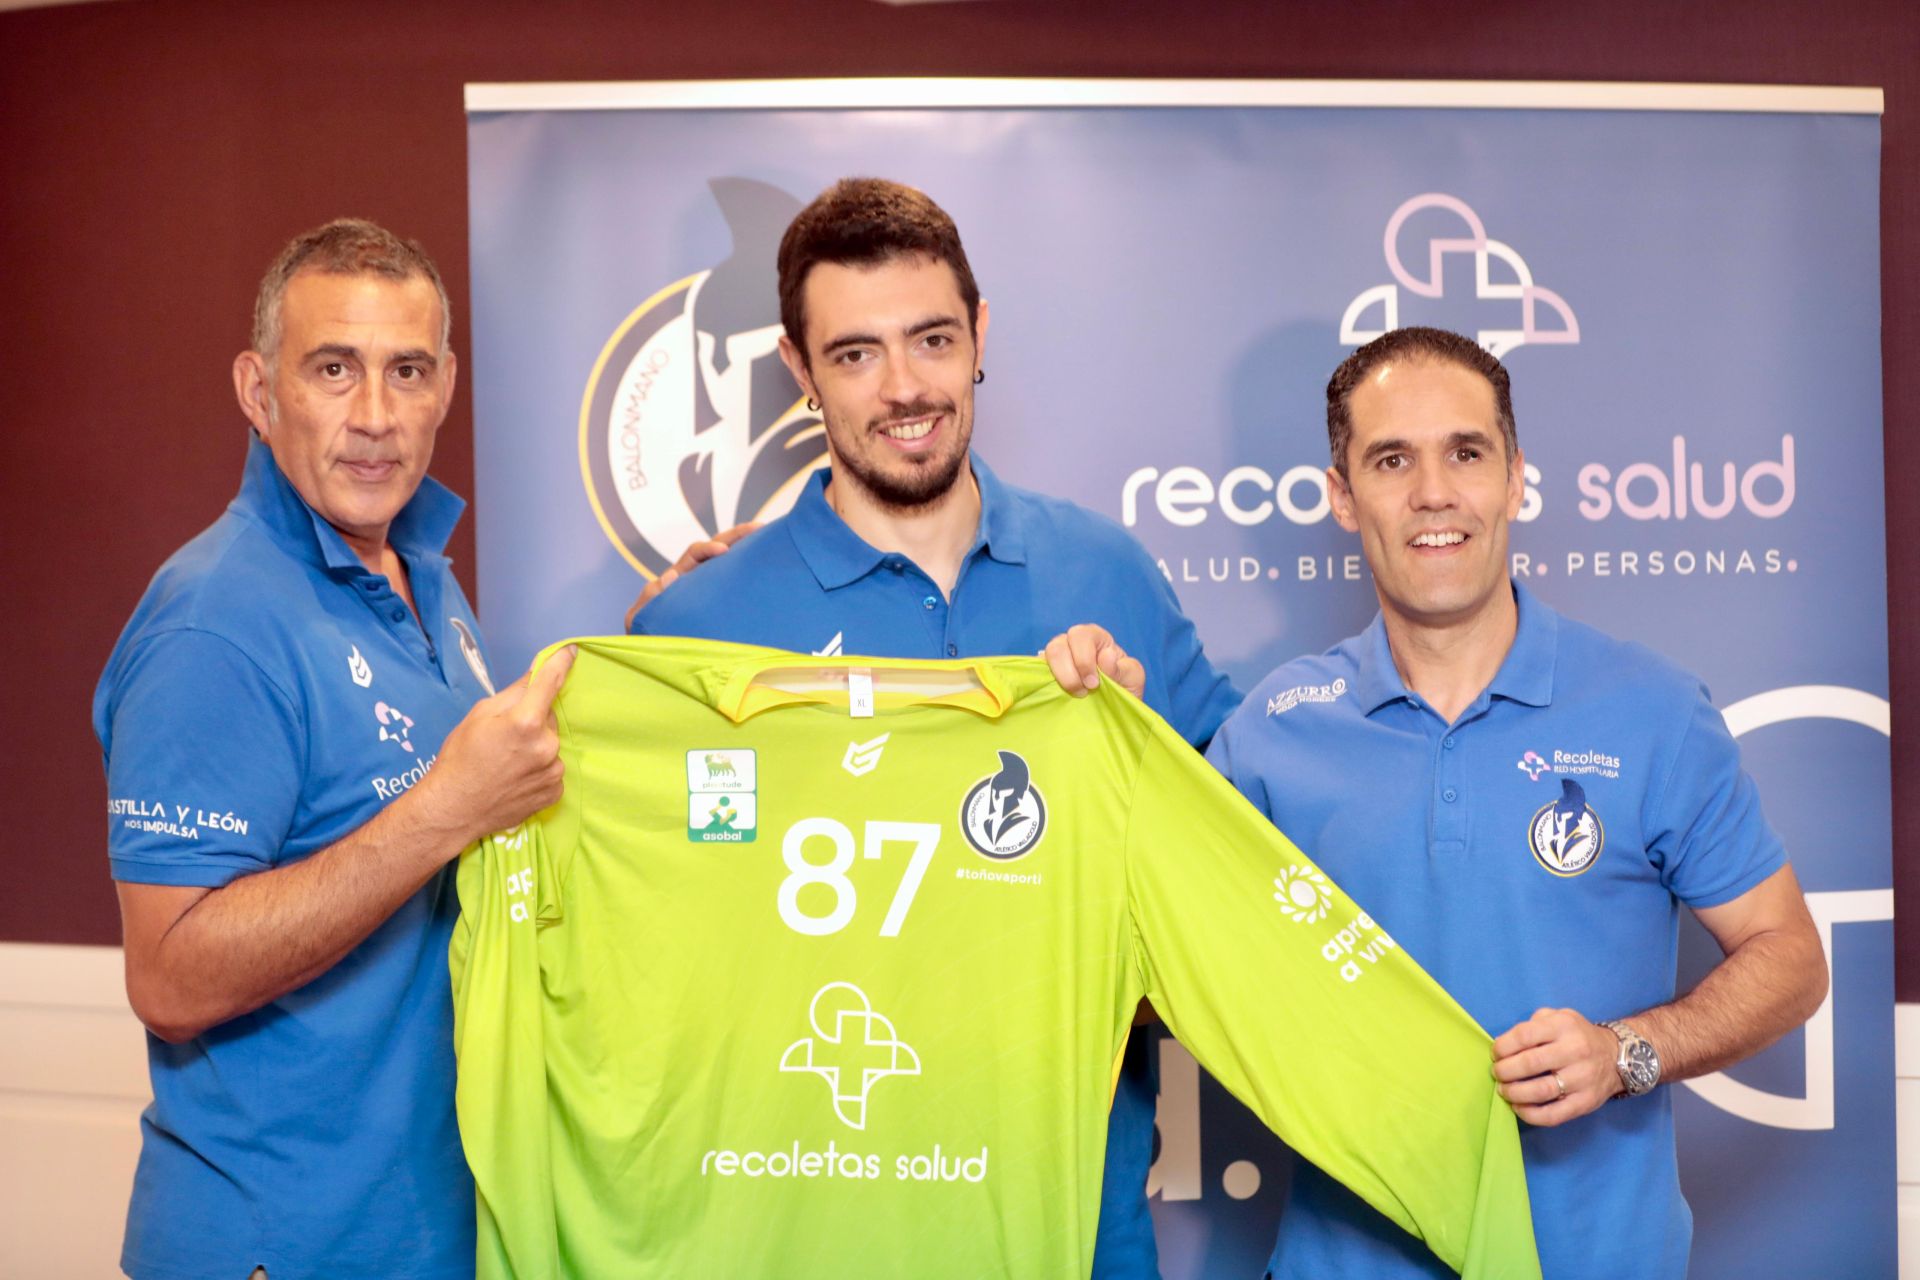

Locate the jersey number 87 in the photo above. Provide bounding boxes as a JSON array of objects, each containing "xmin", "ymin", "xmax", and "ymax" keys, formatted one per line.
[{"xmin": 778, "ymin": 818, "xmax": 942, "ymax": 938}]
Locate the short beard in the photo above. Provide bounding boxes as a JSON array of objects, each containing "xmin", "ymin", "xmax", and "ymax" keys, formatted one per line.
[
  {"xmin": 841, "ymin": 444, "xmax": 969, "ymax": 510},
  {"xmin": 833, "ymin": 397, "xmax": 972, "ymax": 511}
]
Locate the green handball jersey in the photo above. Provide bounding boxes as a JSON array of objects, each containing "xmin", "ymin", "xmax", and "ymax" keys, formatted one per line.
[{"xmin": 450, "ymin": 636, "xmax": 1538, "ymax": 1279}]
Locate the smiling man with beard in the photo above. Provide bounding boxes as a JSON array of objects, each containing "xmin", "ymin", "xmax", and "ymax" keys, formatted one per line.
[{"xmin": 629, "ymin": 177, "xmax": 1238, "ymax": 1278}]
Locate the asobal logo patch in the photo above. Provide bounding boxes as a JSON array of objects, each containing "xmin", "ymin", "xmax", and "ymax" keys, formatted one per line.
[
  {"xmin": 580, "ymin": 178, "xmax": 827, "ymax": 579},
  {"xmin": 688, "ymin": 749, "xmax": 757, "ymax": 842},
  {"xmin": 779, "ymin": 982, "xmax": 921, "ymax": 1130},
  {"xmin": 959, "ymin": 751, "xmax": 1047, "ymax": 861}
]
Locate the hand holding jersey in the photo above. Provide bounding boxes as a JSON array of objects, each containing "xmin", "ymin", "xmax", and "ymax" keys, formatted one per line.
[
  {"xmin": 413, "ymin": 645, "xmax": 576, "ymax": 849},
  {"xmin": 450, "ymin": 637, "xmax": 1541, "ymax": 1280}
]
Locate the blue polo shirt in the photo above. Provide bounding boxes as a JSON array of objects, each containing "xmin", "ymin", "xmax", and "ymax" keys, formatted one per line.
[
  {"xmin": 1207, "ymin": 582, "xmax": 1785, "ymax": 1280},
  {"xmin": 632, "ymin": 455, "xmax": 1239, "ymax": 1277},
  {"xmin": 94, "ymin": 436, "xmax": 496, "ymax": 1280}
]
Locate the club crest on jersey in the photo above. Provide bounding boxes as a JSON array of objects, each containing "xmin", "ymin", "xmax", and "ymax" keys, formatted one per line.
[
  {"xmin": 1528, "ymin": 778, "xmax": 1604, "ymax": 876},
  {"xmin": 687, "ymin": 749, "xmax": 757, "ymax": 842},
  {"xmin": 450, "ymin": 617, "xmax": 495, "ymax": 695},
  {"xmin": 960, "ymin": 751, "xmax": 1047, "ymax": 861},
  {"xmin": 578, "ymin": 178, "xmax": 828, "ymax": 580}
]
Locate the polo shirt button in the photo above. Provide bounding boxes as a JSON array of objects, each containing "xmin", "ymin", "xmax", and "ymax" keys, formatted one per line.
[
  {"xmin": 1442, "ymin": 787, "xmax": 1458, "ymax": 803},
  {"xmin": 922, "ymin": 596, "xmax": 936, "ymax": 610},
  {"xmin": 390, "ymin": 607, "xmax": 406, "ymax": 622},
  {"xmin": 1443, "ymin": 735, "xmax": 1456, "ymax": 749},
  {"xmin": 946, "ymin": 643, "xmax": 957, "ymax": 657}
]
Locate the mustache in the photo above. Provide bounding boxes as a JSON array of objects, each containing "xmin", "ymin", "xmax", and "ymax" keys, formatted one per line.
[{"xmin": 867, "ymin": 400, "xmax": 951, "ymax": 430}]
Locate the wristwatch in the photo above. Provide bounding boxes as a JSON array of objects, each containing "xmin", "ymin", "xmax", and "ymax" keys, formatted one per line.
[{"xmin": 1600, "ymin": 1020, "xmax": 1661, "ymax": 1097}]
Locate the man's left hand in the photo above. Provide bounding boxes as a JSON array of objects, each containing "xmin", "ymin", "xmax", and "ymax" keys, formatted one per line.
[
  {"xmin": 1043, "ymin": 624, "xmax": 1145, "ymax": 700},
  {"xmin": 1490, "ymin": 1007, "xmax": 1623, "ymax": 1126}
]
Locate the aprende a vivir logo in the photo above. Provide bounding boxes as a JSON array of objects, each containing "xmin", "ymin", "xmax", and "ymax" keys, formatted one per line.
[
  {"xmin": 779, "ymin": 981, "xmax": 921, "ymax": 1131},
  {"xmin": 580, "ymin": 178, "xmax": 828, "ymax": 579},
  {"xmin": 1340, "ymin": 193, "xmax": 1580, "ymax": 358},
  {"xmin": 1271, "ymin": 864, "xmax": 1333, "ymax": 924},
  {"xmin": 1529, "ymin": 778, "xmax": 1606, "ymax": 877},
  {"xmin": 960, "ymin": 751, "xmax": 1048, "ymax": 861}
]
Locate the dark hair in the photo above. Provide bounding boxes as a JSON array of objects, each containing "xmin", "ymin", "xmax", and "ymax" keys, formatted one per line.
[
  {"xmin": 253, "ymin": 218, "xmax": 449, "ymax": 360},
  {"xmin": 776, "ymin": 178, "xmax": 980, "ymax": 362},
  {"xmin": 1325, "ymin": 327, "xmax": 1516, "ymax": 476}
]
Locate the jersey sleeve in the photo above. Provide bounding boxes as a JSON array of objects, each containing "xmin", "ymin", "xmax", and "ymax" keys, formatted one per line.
[
  {"xmin": 101, "ymin": 629, "xmax": 301, "ymax": 886},
  {"xmin": 1121, "ymin": 710, "xmax": 1541, "ymax": 1280},
  {"xmin": 452, "ymin": 653, "xmax": 583, "ymax": 1280},
  {"xmin": 1645, "ymin": 688, "xmax": 1787, "ymax": 908}
]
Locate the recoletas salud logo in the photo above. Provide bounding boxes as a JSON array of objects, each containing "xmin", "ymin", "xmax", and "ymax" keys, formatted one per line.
[
  {"xmin": 580, "ymin": 178, "xmax": 829, "ymax": 577},
  {"xmin": 1340, "ymin": 193, "xmax": 1580, "ymax": 358}
]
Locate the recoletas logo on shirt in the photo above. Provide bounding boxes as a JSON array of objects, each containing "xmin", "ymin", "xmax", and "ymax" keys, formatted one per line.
[
  {"xmin": 1528, "ymin": 778, "xmax": 1605, "ymax": 876},
  {"xmin": 779, "ymin": 982, "xmax": 921, "ymax": 1130},
  {"xmin": 959, "ymin": 751, "xmax": 1047, "ymax": 861},
  {"xmin": 579, "ymin": 178, "xmax": 829, "ymax": 578}
]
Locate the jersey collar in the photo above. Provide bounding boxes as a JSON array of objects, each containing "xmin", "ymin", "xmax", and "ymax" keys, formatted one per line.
[
  {"xmin": 1352, "ymin": 579, "xmax": 1557, "ymax": 716},
  {"xmin": 787, "ymin": 454, "xmax": 1029, "ymax": 591},
  {"xmin": 713, "ymin": 651, "xmax": 1023, "ymax": 722},
  {"xmin": 230, "ymin": 433, "xmax": 465, "ymax": 575}
]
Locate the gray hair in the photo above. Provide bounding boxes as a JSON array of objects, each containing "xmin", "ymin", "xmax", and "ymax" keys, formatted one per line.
[{"xmin": 251, "ymin": 218, "xmax": 451, "ymax": 362}]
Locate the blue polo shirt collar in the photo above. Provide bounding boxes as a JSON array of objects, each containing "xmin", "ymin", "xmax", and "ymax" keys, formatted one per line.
[
  {"xmin": 788, "ymin": 454, "xmax": 1028, "ymax": 591},
  {"xmin": 230, "ymin": 434, "xmax": 464, "ymax": 574},
  {"xmin": 1352, "ymin": 579, "xmax": 1557, "ymax": 715}
]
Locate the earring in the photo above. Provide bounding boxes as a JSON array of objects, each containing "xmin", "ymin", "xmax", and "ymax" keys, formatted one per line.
[
  {"xmin": 806, "ymin": 397, "xmax": 819, "ymax": 412},
  {"xmin": 973, "ymin": 368, "xmax": 985, "ymax": 385}
]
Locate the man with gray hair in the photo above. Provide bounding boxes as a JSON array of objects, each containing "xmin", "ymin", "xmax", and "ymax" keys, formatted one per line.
[{"xmin": 94, "ymin": 218, "xmax": 572, "ymax": 1279}]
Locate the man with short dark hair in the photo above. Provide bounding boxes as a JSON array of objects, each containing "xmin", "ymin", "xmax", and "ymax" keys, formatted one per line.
[
  {"xmin": 1207, "ymin": 326, "xmax": 1827, "ymax": 1279},
  {"xmin": 96, "ymin": 218, "xmax": 572, "ymax": 1279},
  {"xmin": 630, "ymin": 177, "xmax": 1238, "ymax": 1277}
]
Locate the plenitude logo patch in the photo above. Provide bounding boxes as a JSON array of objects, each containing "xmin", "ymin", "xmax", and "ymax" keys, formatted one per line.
[{"xmin": 688, "ymin": 748, "xmax": 757, "ymax": 842}]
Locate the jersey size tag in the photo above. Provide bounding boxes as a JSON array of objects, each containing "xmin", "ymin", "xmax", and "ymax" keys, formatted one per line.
[{"xmin": 848, "ymin": 670, "xmax": 874, "ymax": 719}]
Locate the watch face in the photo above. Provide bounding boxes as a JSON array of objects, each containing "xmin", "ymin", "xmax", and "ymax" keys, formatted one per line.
[{"xmin": 1624, "ymin": 1041, "xmax": 1660, "ymax": 1093}]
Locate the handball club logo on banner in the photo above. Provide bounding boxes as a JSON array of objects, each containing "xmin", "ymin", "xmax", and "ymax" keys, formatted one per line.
[{"xmin": 579, "ymin": 178, "xmax": 827, "ymax": 577}]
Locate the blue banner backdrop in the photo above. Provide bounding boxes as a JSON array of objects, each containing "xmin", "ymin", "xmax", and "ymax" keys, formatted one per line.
[{"xmin": 465, "ymin": 83, "xmax": 1889, "ymax": 1277}]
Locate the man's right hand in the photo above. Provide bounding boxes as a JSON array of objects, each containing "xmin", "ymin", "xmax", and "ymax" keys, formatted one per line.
[
  {"xmin": 414, "ymin": 645, "xmax": 576, "ymax": 848},
  {"xmin": 624, "ymin": 523, "xmax": 759, "ymax": 629}
]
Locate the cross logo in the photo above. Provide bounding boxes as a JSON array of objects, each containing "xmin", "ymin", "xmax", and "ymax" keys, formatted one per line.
[{"xmin": 779, "ymin": 982, "xmax": 920, "ymax": 1130}]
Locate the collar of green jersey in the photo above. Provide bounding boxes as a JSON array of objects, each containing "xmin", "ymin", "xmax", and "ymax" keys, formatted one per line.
[{"xmin": 717, "ymin": 652, "xmax": 1024, "ymax": 722}]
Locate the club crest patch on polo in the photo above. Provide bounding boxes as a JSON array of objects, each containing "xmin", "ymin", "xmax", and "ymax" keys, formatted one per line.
[{"xmin": 1528, "ymin": 778, "xmax": 1604, "ymax": 877}]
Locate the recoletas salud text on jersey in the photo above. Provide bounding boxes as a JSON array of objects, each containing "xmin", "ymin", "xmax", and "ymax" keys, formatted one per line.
[{"xmin": 450, "ymin": 636, "xmax": 1540, "ymax": 1279}]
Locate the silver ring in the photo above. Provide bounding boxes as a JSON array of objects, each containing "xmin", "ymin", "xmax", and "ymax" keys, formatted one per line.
[{"xmin": 1552, "ymin": 1071, "xmax": 1568, "ymax": 1100}]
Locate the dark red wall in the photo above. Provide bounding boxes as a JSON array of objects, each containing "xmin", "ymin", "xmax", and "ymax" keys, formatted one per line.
[{"xmin": 5, "ymin": 0, "xmax": 1914, "ymax": 988}]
